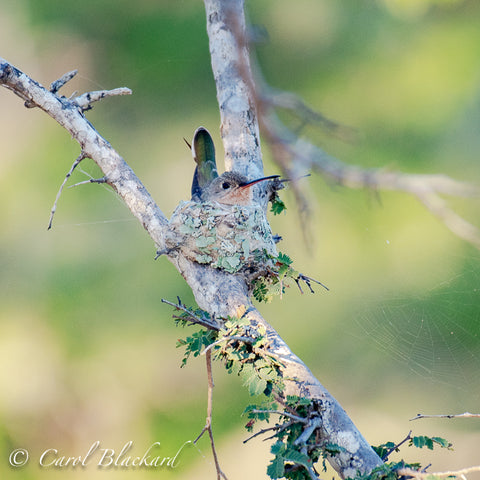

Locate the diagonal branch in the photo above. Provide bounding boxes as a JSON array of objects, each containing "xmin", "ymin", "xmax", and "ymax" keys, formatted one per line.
[
  {"xmin": 256, "ymin": 71, "xmax": 480, "ymax": 249},
  {"xmin": 0, "ymin": 58, "xmax": 169, "ymax": 251},
  {"xmin": 203, "ymin": 3, "xmax": 384, "ymax": 478}
]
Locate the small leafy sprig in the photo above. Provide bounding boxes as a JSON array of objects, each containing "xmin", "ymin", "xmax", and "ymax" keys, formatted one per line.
[
  {"xmin": 244, "ymin": 396, "xmax": 326, "ymax": 480},
  {"xmin": 364, "ymin": 433, "xmax": 453, "ymax": 480},
  {"xmin": 167, "ymin": 300, "xmax": 457, "ymax": 480},
  {"xmin": 270, "ymin": 193, "xmax": 287, "ymax": 215},
  {"xmin": 252, "ymin": 252, "xmax": 328, "ymax": 303},
  {"xmin": 372, "ymin": 432, "xmax": 452, "ymax": 462}
]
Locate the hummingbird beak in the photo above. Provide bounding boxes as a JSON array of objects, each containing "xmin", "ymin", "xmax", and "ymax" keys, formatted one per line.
[{"xmin": 238, "ymin": 175, "xmax": 280, "ymax": 189}]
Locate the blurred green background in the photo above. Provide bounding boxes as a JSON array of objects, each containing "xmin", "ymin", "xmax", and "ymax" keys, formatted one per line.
[{"xmin": 1, "ymin": 0, "xmax": 480, "ymax": 479}]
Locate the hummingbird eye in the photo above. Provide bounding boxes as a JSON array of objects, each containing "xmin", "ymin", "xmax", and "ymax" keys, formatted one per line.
[{"xmin": 221, "ymin": 182, "xmax": 230, "ymax": 190}]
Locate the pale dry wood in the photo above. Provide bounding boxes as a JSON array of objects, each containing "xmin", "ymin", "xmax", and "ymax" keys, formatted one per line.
[
  {"xmin": 411, "ymin": 412, "xmax": 480, "ymax": 421},
  {"xmin": 203, "ymin": 1, "xmax": 384, "ymax": 478}
]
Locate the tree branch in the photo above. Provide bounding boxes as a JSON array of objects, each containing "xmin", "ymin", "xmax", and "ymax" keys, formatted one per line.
[
  {"xmin": 203, "ymin": 1, "xmax": 383, "ymax": 477},
  {"xmin": 204, "ymin": 0, "xmax": 265, "ymax": 185},
  {"xmin": 255, "ymin": 69, "xmax": 480, "ymax": 250},
  {"xmin": 410, "ymin": 412, "xmax": 480, "ymax": 421},
  {"xmin": 0, "ymin": 58, "xmax": 169, "ymax": 251}
]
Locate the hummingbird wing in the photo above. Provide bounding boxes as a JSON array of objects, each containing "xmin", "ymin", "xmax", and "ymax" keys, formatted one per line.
[{"xmin": 190, "ymin": 127, "xmax": 218, "ymax": 201}]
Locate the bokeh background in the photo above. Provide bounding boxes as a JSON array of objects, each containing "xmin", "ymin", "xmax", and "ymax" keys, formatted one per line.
[{"xmin": 1, "ymin": 0, "xmax": 480, "ymax": 479}]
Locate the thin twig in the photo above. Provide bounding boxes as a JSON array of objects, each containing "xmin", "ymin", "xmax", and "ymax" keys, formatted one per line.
[
  {"xmin": 410, "ymin": 412, "xmax": 480, "ymax": 421},
  {"xmin": 295, "ymin": 273, "xmax": 329, "ymax": 294},
  {"xmin": 294, "ymin": 416, "xmax": 322, "ymax": 446},
  {"xmin": 239, "ymin": 28, "xmax": 480, "ymax": 250},
  {"xmin": 50, "ymin": 69, "xmax": 78, "ymax": 94},
  {"xmin": 248, "ymin": 409, "xmax": 307, "ymax": 423},
  {"xmin": 381, "ymin": 431, "xmax": 412, "ymax": 461},
  {"xmin": 305, "ymin": 465, "xmax": 319, "ymax": 480},
  {"xmin": 194, "ymin": 350, "xmax": 228, "ymax": 480},
  {"xmin": 201, "ymin": 335, "xmax": 253, "ymax": 356},
  {"xmin": 398, "ymin": 465, "xmax": 480, "ymax": 479},
  {"xmin": 68, "ymin": 177, "xmax": 107, "ymax": 188},
  {"xmin": 161, "ymin": 298, "xmax": 221, "ymax": 330},
  {"xmin": 243, "ymin": 424, "xmax": 284, "ymax": 444},
  {"xmin": 48, "ymin": 152, "xmax": 86, "ymax": 230},
  {"xmin": 74, "ymin": 87, "xmax": 132, "ymax": 112},
  {"xmin": 24, "ymin": 69, "xmax": 78, "ymax": 108},
  {"xmin": 263, "ymin": 87, "xmax": 357, "ymax": 143}
]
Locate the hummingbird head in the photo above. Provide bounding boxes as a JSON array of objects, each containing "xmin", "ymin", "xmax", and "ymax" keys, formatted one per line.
[{"xmin": 201, "ymin": 172, "xmax": 280, "ymax": 206}]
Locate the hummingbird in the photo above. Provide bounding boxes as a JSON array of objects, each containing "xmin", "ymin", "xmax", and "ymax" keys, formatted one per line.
[
  {"xmin": 188, "ymin": 126, "xmax": 281, "ymax": 206},
  {"xmin": 200, "ymin": 171, "xmax": 281, "ymax": 206},
  {"xmin": 160, "ymin": 128, "xmax": 280, "ymax": 275}
]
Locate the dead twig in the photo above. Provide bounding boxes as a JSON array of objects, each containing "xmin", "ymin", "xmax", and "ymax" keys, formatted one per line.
[
  {"xmin": 49, "ymin": 69, "xmax": 78, "ymax": 94},
  {"xmin": 194, "ymin": 350, "xmax": 228, "ymax": 480},
  {"xmin": 161, "ymin": 297, "xmax": 221, "ymax": 331},
  {"xmin": 48, "ymin": 152, "xmax": 87, "ymax": 230},
  {"xmin": 295, "ymin": 273, "xmax": 329, "ymax": 294},
  {"xmin": 232, "ymin": 20, "xmax": 480, "ymax": 250},
  {"xmin": 410, "ymin": 412, "xmax": 480, "ymax": 421},
  {"xmin": 73, "ymin": 87, "xmax": 132, "ymax": 112}
]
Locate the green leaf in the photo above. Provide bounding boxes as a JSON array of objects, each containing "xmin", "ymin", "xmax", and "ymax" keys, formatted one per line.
[
  {"xmin": 411, "ymin": 435, "xmax": 433, "ymax": 449},
  {"xmin": 267, "ymin": 456, "xmax": 285, "ymax": 479},
  {"xmin": 284, "ymin": 448, "xmax": 311, "ymax": 468},
  {"xmin": 431, "ymin": 437, "xmax": 452, "ymax": 449},
  {"xmin": 246, "ymin": 375, "xmax": 267, "ymax": 396},
  {"xmin": 271, "ymin": 441, "xmax": 286, "ymax": 456},
  {"xmin": 270, "ymin": 195, "xmax": 287, "ymax": 215},
  {"xmin": 324, "ymin": 443, "xmax": 347, "ymax": 456},
  {"xmin": 277, "ymin": 252, "xmax": 293, "ymax": 266}
]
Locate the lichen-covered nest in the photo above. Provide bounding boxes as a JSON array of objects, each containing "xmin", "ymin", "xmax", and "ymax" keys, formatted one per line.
[{"xmin": 166, "ymin": 200, "xmax": 277, "ymax": 277}]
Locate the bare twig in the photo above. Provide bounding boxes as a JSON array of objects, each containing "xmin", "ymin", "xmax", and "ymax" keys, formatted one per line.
[
  {"xmin": 194, "ymin": 350, "xmax": 228, "ymax": 480},
  {"xmin": 398, "ymin": 465, "xmax": 480, "ymax": 479},
  {"xmin": 243, "ymin": 424, "xmax": 284, "ymax": 443},
  {"xmin": 410, "ymin": 412, "xmax": 480, "ymax": 421},
  {"xmin": 295, "ymin": 273, "xmax": 329, "ymax": 294},
  {"xmin": 69, "ymin": 177, "xmax": 107, "ymax": 188},
  {"xmin": 248, "ymin": 409, "xmax": 307, "ymax": 423},
  {"xmin": 161, "ymin": 298, "xmax": 221, "ymax": 331},
  {"xmin": 260, "ymin": 105, "xmax": 480, "ymax": 250},
  {"xmin": 263, "ymin": 87, "xmax": 358, "ymax": 143},
  {"xmin": 237, "ymin": 25, "xmax": 480, "ymax": 250},
  {"xmin": 48, "ymin": 152, "xmax": 87, "ymax": 230},
  {"xmin": 50, "ymin": 69, "xmax": 78, "ymax": 94},
  {"xmin": 73, "ymin": 87, "xmax": 132, "ymax": 112}
]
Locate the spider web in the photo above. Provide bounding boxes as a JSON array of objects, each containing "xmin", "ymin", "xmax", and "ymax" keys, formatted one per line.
[{"xmin": 352, "ymin": 259, "xmax": 480, "ymax": 399}]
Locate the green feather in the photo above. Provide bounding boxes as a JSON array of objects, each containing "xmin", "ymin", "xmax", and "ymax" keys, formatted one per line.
[{"xmin": 191, "ymin": 127, "xmax": 218, "ymax": 200}]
